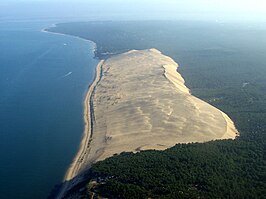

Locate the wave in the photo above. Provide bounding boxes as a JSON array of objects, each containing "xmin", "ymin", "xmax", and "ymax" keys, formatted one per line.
[{"xmin": 60, "ymin": 72, "xmax": 72, "ymax": 79}]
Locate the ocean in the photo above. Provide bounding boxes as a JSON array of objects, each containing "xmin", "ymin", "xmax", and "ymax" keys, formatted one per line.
[{"xmin": 0, "ymin": 21, "xmax": 98, "ymax": 199}]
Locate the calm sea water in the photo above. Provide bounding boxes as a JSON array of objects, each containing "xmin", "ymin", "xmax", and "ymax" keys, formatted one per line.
[{"xmin": 0, "ymin": 21, "xmax": 98, "ymax": 199}]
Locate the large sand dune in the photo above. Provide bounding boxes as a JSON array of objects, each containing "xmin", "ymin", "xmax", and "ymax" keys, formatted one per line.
[{"xmin": 73, "ymin": 49, "xmax": 239, "ymax": 173}]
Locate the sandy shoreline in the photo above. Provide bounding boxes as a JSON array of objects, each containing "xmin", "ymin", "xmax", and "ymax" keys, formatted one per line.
[
  {"xmin": 43, "ymin": 23, "xmax": 100, "ymax": 180},
  {"xmin": 54, "ymin": 60, "xmax": 104, "ymax": 199},
  {"xmin": 41, "ymin": 25, "xmax": 97, "ymax": 54},
  {"xmin": 64, "ymin": 60, "xmax": 104, "ymax": 181}
]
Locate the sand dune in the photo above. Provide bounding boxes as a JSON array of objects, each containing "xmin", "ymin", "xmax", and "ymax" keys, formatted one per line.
[
  {"xmin": 71, "ymin": 48, "xmax": 239, "ymax": 173},
  {"xmin": 57, "ymin": 48, "xmax": 239, "ymax": 198}
]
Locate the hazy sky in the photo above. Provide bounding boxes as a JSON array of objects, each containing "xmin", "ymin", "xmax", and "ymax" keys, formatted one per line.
[{"xmin": 1, "ymin": 0, "xmax": 266, "ymax": 22}]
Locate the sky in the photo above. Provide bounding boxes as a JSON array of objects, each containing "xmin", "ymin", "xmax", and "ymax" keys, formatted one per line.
[{"xmin": 1, "ymin": 0, "xmax": 266, "ymax": 22}]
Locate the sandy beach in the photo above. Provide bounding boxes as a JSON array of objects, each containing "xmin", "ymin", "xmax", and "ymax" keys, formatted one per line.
[
  {"xmin": 64, "ymin": 60, "xmax": 104, "ymax": 181},
  {"xmin": 55, "ymin": 60, "xmax": 104, "ymax": 199}
]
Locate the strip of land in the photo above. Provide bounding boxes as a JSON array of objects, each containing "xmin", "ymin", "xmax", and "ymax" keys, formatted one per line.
[
  {"xmin": 55, "ymin": 60, "xmax": 104, "ymax": 199},
  {"xmin": 64, "ymin": 60, "xmax": 104, "ymax": 181}
]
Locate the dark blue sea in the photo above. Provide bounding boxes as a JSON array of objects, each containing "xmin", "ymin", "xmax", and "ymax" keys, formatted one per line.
[{"xmin": 0, "ymin": 21, "xmax": 98, "ymax": 199}]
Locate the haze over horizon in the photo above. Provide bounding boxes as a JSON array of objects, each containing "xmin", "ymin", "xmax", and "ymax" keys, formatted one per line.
[{"xmin": 1, "ymin": 0, "xmax": 266, "ymax": 23}]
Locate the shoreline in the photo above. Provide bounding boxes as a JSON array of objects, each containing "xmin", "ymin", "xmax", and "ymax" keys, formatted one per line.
[
  {"xmin": 42, "ymin": 24, "xmax": 104, "ymax": 198},
  {"xmin": 64, "ymin": 60, "xmax": 104, "ymax": 181},
  {"xmin": 42, "ymin": 23, "xmax": 100, "ymax": 179},
  {"xmin": 41, "ymin": 24, "xmax": 97, "ymax": 56},
  {"xmin": 54, "ymin": 60, "xmax": 104, "ymax": 199}
]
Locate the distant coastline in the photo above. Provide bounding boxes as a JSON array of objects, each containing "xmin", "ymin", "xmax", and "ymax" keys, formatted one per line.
[{"xmin": 42, "ymin": 24, "xmax": 97, "ymax": 58}]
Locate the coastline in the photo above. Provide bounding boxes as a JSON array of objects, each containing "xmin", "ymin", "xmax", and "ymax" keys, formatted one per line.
[
  {"xmin": 42, "ymin": 24, "xmax": 100, "ymax": 179},
  {"xmin": 65, "ymin": 60, "xmax": 104, "ymax": 181},
  {"xmin": 54, "ymin": 60, "xmax": 104, "ymax": 199},
  {"xmin": 41, "ymin": 24, "xmax": 97, "ymax": 56},
  {"xmin": 42, "ymin": 24, "xmax": 104, "ymax": 198}
]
